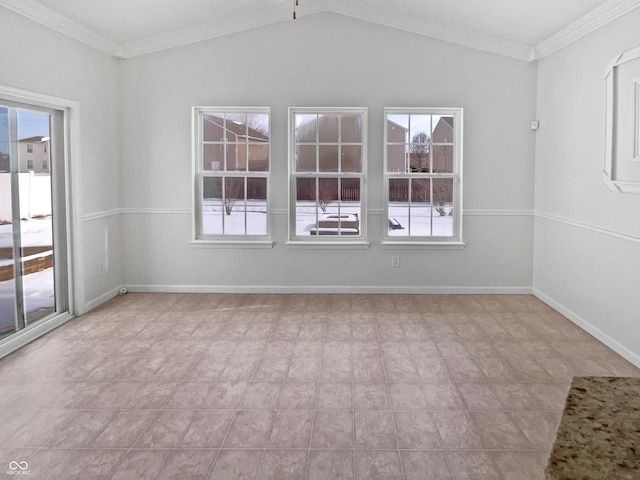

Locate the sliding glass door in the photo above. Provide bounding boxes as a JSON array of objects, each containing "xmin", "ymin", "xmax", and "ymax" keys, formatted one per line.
[{"xmin": 0, "ymin": 101, "xmax": 67, "ymax": 340}]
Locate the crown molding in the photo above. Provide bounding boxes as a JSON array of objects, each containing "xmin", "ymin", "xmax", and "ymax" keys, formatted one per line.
[
  {"xmin": 327, "ymin": 1, "xmax": 532, "ymax": 62},
  {"xmin": 535, "ymin": 0, "xmax": 640, "ymax": 59},
  {"xmin": 0, "ymin": 0, "xmax": 121, "ymax": 57},
  {"xmin": 3, "ymin": 0, "xmax": 640, "ymax": 61}
]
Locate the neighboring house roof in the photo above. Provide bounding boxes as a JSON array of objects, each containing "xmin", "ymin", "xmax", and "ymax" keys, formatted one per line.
[{"xmin": 18, "ymin": 136, "xmax": 47, "ymax": 143}]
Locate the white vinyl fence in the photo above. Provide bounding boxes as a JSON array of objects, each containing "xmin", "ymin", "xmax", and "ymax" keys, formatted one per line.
[{"xmin": 0, "ymin": 173, "xmax": 52, "ymax": 222}]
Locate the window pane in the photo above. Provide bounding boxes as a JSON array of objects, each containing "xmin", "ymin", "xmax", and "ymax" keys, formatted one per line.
[
  {"xmin": 341, "ymin": 146, "xmax": 362, "ymax": 172},
  {"xmin": 296, "ymin": 145, "xmax": 316, "ymax": 172},
  {"xmin": 226, "ymin": 113, "xmax": 247, "ymax": 133},
  {"xmin": 204, "ymin": 177, "xmax": 222, "ymax": 201},
  {"xmin": 248, "ymin": 144, "xmax": 269, "ymax": 171},
  {"xmin": 387, "ymin": 145, "xmax": 406, "ymax": 173},
  {"xmin": 432, "ymin": 116, "xmax": 454, "ymax": 143},
  {"xmin": 341, "ymin": 114, "xmax": 362, "ymax": 142},
  {"xmin": 389, "ymin": 178, "xmax": 408, "ymax": 202},
  {"xmin": 409, "ymin": 207, "xmax": 432, "ymax": 236},
  {"xmin": 247, "ymin": 177, "xmax": 266, "ymax": 200},
  {"xmin": 247, "ymin": 114, "xmax": 269, "ymax": 140},
  {"xmin": 388, "ymin": 178, "xmax": 409, "ymax": 235},
  {"xmin": 432, "ymin": 145, "xmax": 453, "ymax": 173},
  {"xmin": 433, "ymin": 211, "xmax": 453, "ymax": 237},
  {"xmin": 433, "ymin": 178, "xmax": 453, "ymax": 218},
  {"xmin": 409, "ymin": 144, "xmax": 429, "ymax": 172},
  {"xmin": 388, "ymin": 114, "xmax": 408, "ymax": 131},
  {"xmin": 318, "ymin": 114, "xmax": 339, "ymax": 142},
  {"xmin": 246, "ymin": 177, "xmax": 267, "ymax": 235},
  {"xmin": 319, "ymin": 145, "xmax": 339, "ymax": 172},
  {"xmin": 295, "ymin": 178, "xmax": 317, "ymax": 236},
  {"xmin": 411, "ymin": 178, "xmax": 431, "ymax": 204},
  {"xmin": 317, "ymin": 178, "xmax": 339, "ymax": 213},
  {"xmin": 410, "ymin": 114, "xmax": 431, "ymax": 141},
  {"xmin": 203, "ymin": 114, "xmax": 225, "ymax": 142},
  {"xmin": 203, "ymin": 144, "xmax": 224, "ymax": 171},
  {"xmin": 202, "ymin": 177, "xmax": 223, "ymax": 235},
  {"xmin": 340, "ymin": 178, "xmax": 360, "ymax": 202},
  {"xmin": 222, "ymin": 177, "xmax": 246, "ymax": 235},
  {"xmin": 226, "ymin": 143, "xmax": 244, "ymax": 171},
  {"xmin": 224, "ymin": 204, "xmax": 246, "ymax": 235},
  {"xmin": 295, "ymin": 114, "xmax": 317, "ymax": 142},
  {"xmin": 316, "ymin": 179, "xmax": 360, "ymax": 236}
]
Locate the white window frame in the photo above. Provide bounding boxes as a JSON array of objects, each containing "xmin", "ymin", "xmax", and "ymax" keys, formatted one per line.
[
  {"xmin": 191, "ymin": 106, "xmax": 272, "ymax": 247},
  {"xmin": 383, "ymin": 107, "xmax": 464, "ymax": 247},
  {"xmin": 288, "ymin": 107, "xmax": 368, "ymax": 247}
]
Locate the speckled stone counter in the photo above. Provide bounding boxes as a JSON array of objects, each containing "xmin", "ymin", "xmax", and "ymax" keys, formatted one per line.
[{"xmin": 545, "ymin": 376, "xmax": 640, "ymax": 480}]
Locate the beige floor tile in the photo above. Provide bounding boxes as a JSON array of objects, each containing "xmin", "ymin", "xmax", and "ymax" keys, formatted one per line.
[
  {"xmin": 491, "ymin": 451, "xmax": 546, "ymax": 480},
  {"xmin": 445, "ymin": 450, "xmax": 501, "ymax": 480},
  {"xmin": 307, "ymin": 450, "xmax": 354, "ymax": 480},
  {"xmin": 180, "ymin": 409, "xmax": 235, "ymax": 448},
  {"xmin": 355, "ymin": 450, "xmax": 403, "ymax": 480},
  {"xmin": 155, "ymin": 449, "xmax": 216, "ymax": 480},
  {"xmin": 256, "ymin": 450, "xmax": 307, "ymax": 480},
  {"xmin": 354, "ymin": 410, "xmax": 397, "ymax": 449},
  {"xmin": 456, "ymin": 382, "xmax": 502, "ymax": 409},
  {"xmin": 352, "ymin": 382, "xmax": 390, "ymax": 410},
  {"xmin": 286, "ymin": 357, "xmax": 321, "ymax": 381},
  {"xmin": 240, "ymin": 381, "xmax": 282, "ymax": 409},
  {"xmin": 222, "ymin": 410, "xmax": 274, "ymax": 448},
  {"xmin": 388, "ymin": 382, "xmax": 427, "ymax": 409},
  {"xmin": 208, "ymin": 449, "xmax": 262, "ymax": 480},
  {"xmin": 2, "ymin": 293, "xmax": 634, "ymax": 480},
  {"xmin": 470, "ymin": 411, "xmax": 532, "ymax": 449},
  {"xmin": 393, "ymin": 411, "xmax": 441, "ymax": 449},
  {"xmin": 401, "ymin": 450, "xmax": 452, "ymax": 480},
  {"xmin": 110, "ymin": 450, "xmax": 173, "ymax": 480},
  {"xmin": 267, "ymin": 410, "xmax": 313, "ymax": 448},
  {"xmin": 431, "ymin": 410, "xmax": 484, "ymax": 449},
  {"xmin": 421, "ymin": 382, "xmax": 466, "ymax": 409},
  {"xmin": 278, "ymin": 382, "xmax": 317, "ymax": 410},
  {"xmin": 310, "ymin": 410, "xmax": 354, "ymax": 449},
  {"xmin": 317, "ymin": 382, "xmax": 352, "ymax": 409}
]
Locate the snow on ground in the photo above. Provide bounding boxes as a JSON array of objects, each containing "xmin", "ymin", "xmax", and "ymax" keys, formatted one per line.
[
  {"xmin": 0, "ymin": 268, "xmax": 55, "ymax": 336},
  {"xmin": 0, "ymin": 218, "xmax": 55, "ymax": 336}
]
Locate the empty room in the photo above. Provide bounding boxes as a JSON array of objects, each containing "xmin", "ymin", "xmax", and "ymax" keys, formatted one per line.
[{"xmin": 1, "ymin": 0, "xmax": 639, "ymax": 479}]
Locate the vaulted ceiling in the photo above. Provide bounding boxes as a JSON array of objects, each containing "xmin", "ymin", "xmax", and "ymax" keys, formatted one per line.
[{"xmin": 1, "ymin": 0, "xmax": 639, "ymax": 61}]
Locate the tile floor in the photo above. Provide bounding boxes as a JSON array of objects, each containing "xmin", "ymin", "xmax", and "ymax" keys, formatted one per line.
[{"xmin": 0, "ymin": 293, "xmax": 638, "ymax": 480}]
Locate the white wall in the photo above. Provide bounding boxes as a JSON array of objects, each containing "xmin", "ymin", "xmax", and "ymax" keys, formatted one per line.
[
  {"xmin": 534, "ymin": 8, "xmax": 640, "ymax": 365},
  {"xmin": 119, "ymin": 13, "xmax": 537, "ymax": 292},
  {"xmin": 0, "ymin": 7, "xmax": 123, "ymax": 312}
]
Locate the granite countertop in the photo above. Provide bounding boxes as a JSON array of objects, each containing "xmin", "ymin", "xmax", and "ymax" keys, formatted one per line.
[{"xmin": 546, "ymin": 376, "xmax": 640, "ymax": 480}]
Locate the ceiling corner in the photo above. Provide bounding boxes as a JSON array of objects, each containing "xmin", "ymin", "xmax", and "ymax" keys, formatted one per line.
[{"xmin": 0, "ymin": 0, "xmax": 120, "ymax": 57}]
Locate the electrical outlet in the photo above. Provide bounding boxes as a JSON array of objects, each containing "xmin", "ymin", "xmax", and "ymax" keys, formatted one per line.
[{"xmin": 391, "ymin": 256, "xmax": 400, "ymax": 268}]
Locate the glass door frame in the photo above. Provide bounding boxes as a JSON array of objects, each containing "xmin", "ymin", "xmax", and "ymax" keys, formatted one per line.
[{"xmin": 0, "ymin": 85, "xmax": 80, "ymax": 358}]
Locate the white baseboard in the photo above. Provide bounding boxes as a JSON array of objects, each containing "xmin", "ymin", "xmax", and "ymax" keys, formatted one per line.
[
  {"xmin": 533, "ymin": 288, "xmax": 640, "ymax": 368},
  {"xmin": 0, "ymin": 312, "xmax": 74, "ymax": 360},
  {"xmin": 124, "ymin": 284, "xmax": 533, "ymax": 295},
  {"xmin": 81, "ymin": 286, "xmax": 122, "ymax": 315}
]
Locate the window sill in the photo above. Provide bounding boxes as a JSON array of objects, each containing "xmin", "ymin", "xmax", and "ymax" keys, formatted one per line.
[
  {"xmin": 191, "ymin": 240, "xmax": 274, "ymax": 249},
  {"xmin": 381, "ymin": 241, "xmax": 466, "ymax": 250},
  {"xmin": 286, "ymin": 240, "xmax": 370, "ymax": 250}
]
